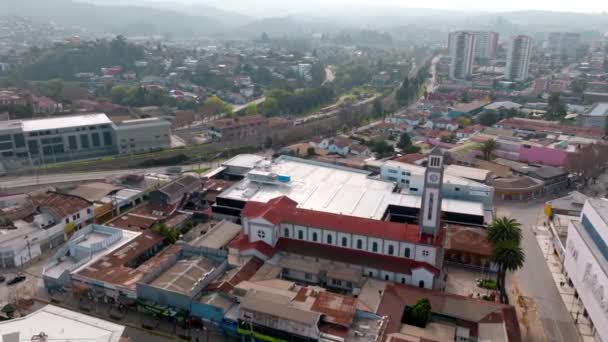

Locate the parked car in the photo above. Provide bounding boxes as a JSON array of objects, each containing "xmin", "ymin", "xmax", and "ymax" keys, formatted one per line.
[
  {"xmin": 0, "ymin": 275, "xmax": 5, "ymax": 283},
  {"xmin": 6, "ymin": 275, "xmax": 25, "ymax": 286}
]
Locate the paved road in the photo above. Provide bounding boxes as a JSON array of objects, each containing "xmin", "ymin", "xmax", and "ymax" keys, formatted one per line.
[
  {"xmin": 231, "ymin": 97, "xmax": 266, "ymax": 114},
  {"xmin": 497, "ymin": 200, "xmax": 581, "ymax": 342},
  {"xmin": 0, "ymin": 161, "xmax": 221, "ymax": 190}
]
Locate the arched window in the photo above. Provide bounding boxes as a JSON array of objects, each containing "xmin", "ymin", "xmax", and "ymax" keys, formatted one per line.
[
  {"xmin": 384, "ymin": 274, "xmax": 390, "ymax": 281},
  {"xmin": 342, "ymin": 237, "xmax": 348, "ymax": 247},
  {"xmin": 372, "ymin": 242, "xmax": 378, "ymax": 252},
  {"xmin": 418, "ymin": 280, "xmax": 425, "ymax": 288},
  {"xmin": 284, "ymin": 228, "xmax": 289, "ymax": 238},
  {"xmin": 401, "ymin": 278, "xmax": 406, "ymax": 284},
  {"xmin": 298, "ymin": 230, "xmax": 304, "ymax": 240},
  {"xmin": 404, "ymin": 248, "xmax": 411, "ymax": 258},
  {"xmin": 356, "ymin": 240, "xmax": 363, "ymax": 249},
  {"xmin": 388, "ymin": 245, "xmax": 394, "ymax": 255},
  {"xmin": 312, "ymin": 232, "xmax": 318, "ymax": 242},
  {"xmin": 327, "ymin": 235, "xmax": 333, "ymax": 244}
]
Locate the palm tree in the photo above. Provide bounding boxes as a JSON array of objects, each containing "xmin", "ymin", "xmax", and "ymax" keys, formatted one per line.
[
  {"xmin": 487, "ymin": 217, "xmax": 522, "ymax": 244},
  {"xmin": 480, "ymin": 139, "xmax": 497, "ymax": 161},
  {"xmin": 492, "ymin": 240, "xmax": 525, "ymax": 304}
]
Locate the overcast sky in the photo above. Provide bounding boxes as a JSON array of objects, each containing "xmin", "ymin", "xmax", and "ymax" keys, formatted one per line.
[{"xmin": 159, "ymin": 0, "xmax": 608, "ymax": 13}]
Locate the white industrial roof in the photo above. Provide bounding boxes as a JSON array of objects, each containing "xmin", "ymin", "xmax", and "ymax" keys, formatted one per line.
[
  {"xmin": 21, "ymin": 113, "xmax": 112, "ymax": 132},
  {"xmin": 220, "ymin": 156, "xmax": 484, "ymax": 219},
  {"xmin": 0, "ymin": 305, "xmax": 125, "ymax": 342},
  {"xmin": 222, "ymin": 154, "xmax": 265, "ymax": 169}
]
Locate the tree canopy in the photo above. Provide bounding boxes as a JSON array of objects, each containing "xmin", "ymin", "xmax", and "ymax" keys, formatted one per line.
[{"xmin": 14, "ymin": 36, "xmax": 144, "ymax": 81}]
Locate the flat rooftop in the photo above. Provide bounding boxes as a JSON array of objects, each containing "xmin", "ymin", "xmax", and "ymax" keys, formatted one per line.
[
  {"xmin": 44, "ymin": 226, "xmax": 140, "ymax": 279},
  {"xmin": 383, "ymin": 160, "xmax": 491, "ymax": 189},
  {"xmin": 0, "ymin": 304, "xmax": 124, "ymax": 342},
  {"xmin": 21, "ymin": 113, "xmax": 112, "ymax": 132},
  {"xmin": 220, "ymin": 156, "xmax": 484, "ymax": 219}
]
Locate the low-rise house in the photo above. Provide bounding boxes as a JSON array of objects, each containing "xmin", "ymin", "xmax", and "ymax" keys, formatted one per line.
[
  {"xmin": 149, "ymin": 175, "xmax": 202, "ymax": 207},
  {"xmin": 348, "ymin": 143, "xmax": 371, "ymax": 156},
  {"xmin": 455, "ymin": 124, "xmax": 483, "ymax": 139},
  {"xmin": 433, "ymin": 118, "xmax": 459, "ymax": 131},
  {"xmin": 328, "ymin": 137, "xmax": 352, "ymax": 156}
]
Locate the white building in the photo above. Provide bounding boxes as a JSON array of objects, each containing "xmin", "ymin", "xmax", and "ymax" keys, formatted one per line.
[
  {"xmin": 0, "ymin": 305, "xmax": 125, "ymax": 342},
  {"xmin": 0, "ymin": 192, "xmax": 94, "ymax": 269},
  {"xmin": 380, "ymin": 160, "xmax": 494, "ymax": 208},
  {"xmin": 448, "ymin": 31, "xmax": 477, "ymax": 80},
  {"xmin": 505, "ymin": 35, "xmax": 533, "ymax": 81},
  {"xmin": 114, "ymin": 118, "xmax": 171, "ymax": 155},
  {"xmin": 565, "ymin": 199, "xmax": 608, "ymax": 342}
]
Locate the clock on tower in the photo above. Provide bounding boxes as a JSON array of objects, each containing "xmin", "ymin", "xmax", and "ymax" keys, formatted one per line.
[{"xmin": 419, "ymin": 147, "xmax": 444, "ymax": 238}]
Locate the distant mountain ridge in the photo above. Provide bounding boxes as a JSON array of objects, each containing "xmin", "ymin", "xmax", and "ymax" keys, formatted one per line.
[{"xmin": 0, "ymin": 0, "xmax": 227, "ymax": 37}]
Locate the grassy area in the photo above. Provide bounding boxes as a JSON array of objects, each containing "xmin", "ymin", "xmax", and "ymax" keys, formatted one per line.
[
  {"xmin": 477, "ymin": 279, "xmax": 497, "ymax": 290},
  {"xmin": 190, "ymin": 167, "xmax": 210, "ymax": 175}
]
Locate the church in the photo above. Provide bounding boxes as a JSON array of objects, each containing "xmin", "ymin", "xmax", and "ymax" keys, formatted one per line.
[{"xmin": 228, "ymin": 148, "xmax": 449, "ymax": 290}]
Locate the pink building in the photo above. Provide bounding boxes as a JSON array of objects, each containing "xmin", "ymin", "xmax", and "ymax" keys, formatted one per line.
[{"xmin": 518, "ymin": 145, "xmax": 569, "ymax": 167}]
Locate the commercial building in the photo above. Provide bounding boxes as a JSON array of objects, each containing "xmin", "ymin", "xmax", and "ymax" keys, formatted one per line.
[
  {"xmin": 0, "ymin": 113, "xmax": 172, "ymax": 170},
  {"xmin": 115, "ymin": 117, "xmax": 171, "ymax": 154},
  {"xmin": 474, "ymin": 31, "xmax": 499, "ymax": 59},
  {"xmin": 214, "ymin": 155, "xmax": 486, "ymax": 226},
  {"xmin": 380, "ymin": 160, "xmax": 494, "ymax": 208},
  {"xmin": 564, "ymin": 199, "xmax": 608, "ymax": 342},
  {"xmin": 448, "ymin": 31, "xmax": 476, "ymax": 80},
  {"xmin": 579, "ymin": 102, "xmax": 608, "ymax": 129},
  {"xmin": 505, "ymin": 35, "xmax": 533, "ymax": 81},
  {"xmin": 0, "ymin": 305, "xmax": 125, "ymax": 342}
]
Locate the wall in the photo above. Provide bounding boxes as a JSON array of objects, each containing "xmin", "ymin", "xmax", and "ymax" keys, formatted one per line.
[
  {"xmin": 279, "ymin": 223, "xmax": 437, "ymax": 265},
  {"xmin": 115, "ymin": 120, "xmax": 171, "ymax": 155},
  {"xmin": 565, "ymin": 218, "xmax": 608, "ymax": 342},
  {"xmin": 136, "ymin": 283, "xmax": 192, "ymax": 310}
]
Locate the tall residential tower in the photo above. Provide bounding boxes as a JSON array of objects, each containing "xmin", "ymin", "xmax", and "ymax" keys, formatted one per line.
[
  {"xmin": 474, "ymin": 31, "xmax": 499, "ymax": 59},
  {"xmin": 448, "ymin": 31, "xmax": 476, "ymax": 80},
  {"xmin": 505, "ymin": 35, "xmax": 533, "ymax": 81}
]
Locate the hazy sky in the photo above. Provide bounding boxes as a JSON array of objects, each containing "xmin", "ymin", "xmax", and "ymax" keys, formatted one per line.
[{"xmin": 164, "ymin": 0, "xmax": 608, "ymax": 13}]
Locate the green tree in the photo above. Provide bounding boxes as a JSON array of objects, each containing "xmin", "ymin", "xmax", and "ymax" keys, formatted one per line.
[
  {"xmin": 306, "ymin": 147, "xmax": 316, "ymax": 157},
  {"xmin": 152, "ymin": 224, "xmax": 179, "ymax": 244},
  {"xmin": 372, "ymin": 98, "xmax": 384, "ymax": 118},
  {"xmin": 246, "ymin": 103, "xmax": 258, "ymax": 115},
  {"xmin": 262, "ymin": 97, "xmax": 279, "ymax": 116},
  {"xmin": 546, "ymin": 93, "xmax": 567, "ymax": 120},
  {"xmin": 478, "ymin": 110, "xmax": 499, "ymax": 127},
  {"xmin": 487, "ymin": 217, "xmax": 522, "ymax": 245},
  {"xmin": 410, "ymin": 298, "xmax": 432, "ymax": 327},
  {"xmin": 440, "ymin": 133, "xmax": 457, "ymax": 144},
  {"xmin": 492, "ymin": 240, "xmax": 525, "ymax": 304},
  {"xmin": 371, "ymin": 139, "xmax": 394, "ymax": 158},
  {"xmin": 202, "ymin": 96, "xmax": 232, "ymax": 115},
  {"xmin": 479, "ymin": 139, "xmax": 497, "ymax": 161},
  {"xmin": 397, "ymin": 132, "xmax": 413, "ymax": 150}
]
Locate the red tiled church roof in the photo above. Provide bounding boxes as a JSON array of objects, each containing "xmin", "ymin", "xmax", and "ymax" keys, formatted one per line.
[{"xmin": 242, "ymin": 196, "xmax": 440, "ymax": 246}]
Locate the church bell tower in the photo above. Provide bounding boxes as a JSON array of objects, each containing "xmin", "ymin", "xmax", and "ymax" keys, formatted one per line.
[{"xmin": 419, "ymin": 147, "xmax": 444, "ymax": 238}]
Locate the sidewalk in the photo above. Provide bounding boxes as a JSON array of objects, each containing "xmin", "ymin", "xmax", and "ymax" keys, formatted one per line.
[{"xmin": 535, "ymin": 225, "xmax": 596, "ymax": 342}]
